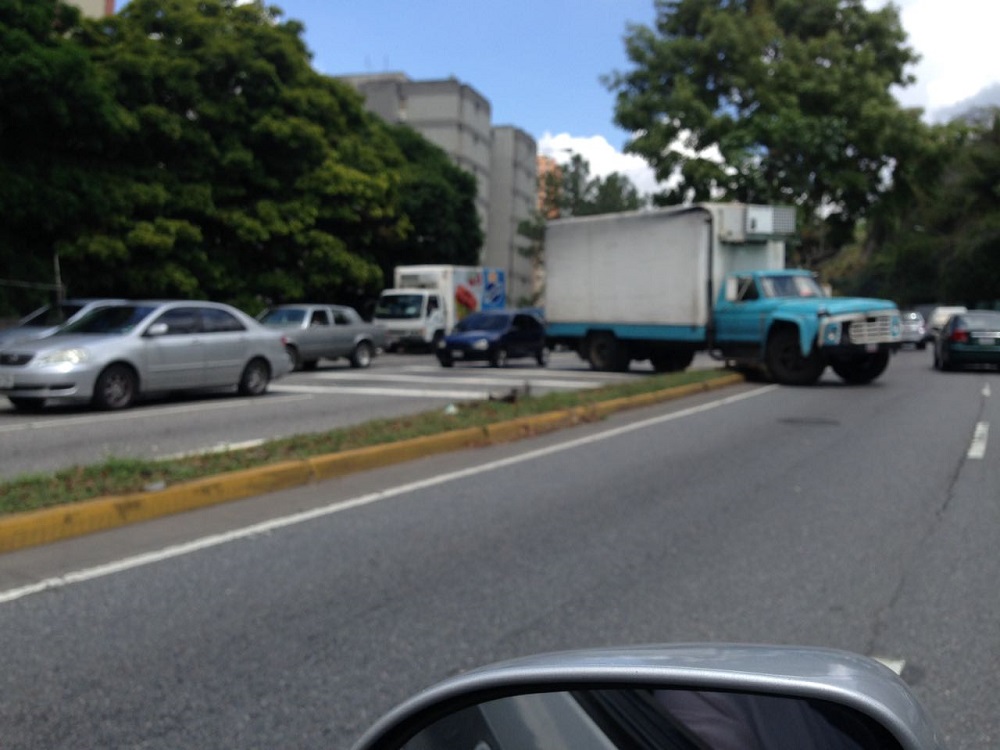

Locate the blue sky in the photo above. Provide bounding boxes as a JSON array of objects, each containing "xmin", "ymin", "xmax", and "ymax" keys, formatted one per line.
[
  {"xmin": 268, "ymin": 0, "xmax": 1000, "ymax": 194},
  {"xmin": 272, "ymin": 0, "xmax": 655, "ymax": 150}
]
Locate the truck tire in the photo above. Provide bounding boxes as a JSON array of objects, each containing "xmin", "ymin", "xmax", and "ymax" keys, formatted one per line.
[
  {"xmin": 765, "ymin": 328, "xmax": 825, "ymax": 386},
  {"xmin": 587, "ymin": 333, "xmax": 629, "ymax": 372},
  {"xmin": 651, "ymin": 350, "xmax": 695, "ymax": 373},
  {"xmin": 830, "ymin": 350, "xmax": 890, "ymax": 384}
]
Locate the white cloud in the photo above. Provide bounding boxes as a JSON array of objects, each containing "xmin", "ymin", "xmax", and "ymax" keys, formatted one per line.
[
  {"xmin": 872, "ymin": 0, "xmax": 1000, "ymax": 114},
  {"xmin": 538, "ymin": 132, "xmax": 664, "ymax": 196}
]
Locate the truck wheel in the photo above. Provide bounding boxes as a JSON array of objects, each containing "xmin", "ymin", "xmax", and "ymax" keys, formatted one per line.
[
  {"xmin": 830, "ymin": 350, "xmax": 890, "ymax": 384},
  {"xmin": 651, "ymin": 350, "xmax": 694, "ymax": 372},
  {"xmin": 765, "ymin": 328, "xmax": 825, "ymax": 386},
  {"xmin": 588, "ymin": 333, "xmax": 629, "ymax": 372}
]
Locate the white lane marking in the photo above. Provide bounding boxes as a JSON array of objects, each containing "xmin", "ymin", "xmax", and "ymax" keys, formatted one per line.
[
  {"xmin": 273, "ymin": 384, "xmax": 491, "ymax": 400},
  {"xmin": 872, "ymin": 657, "xmax": 906, "ymax": 675},
  {"xmin": 967, "ymin": 421, "xmax": 989, "ymax": 460},
  {"xmin": 984, "ymin": 383, "xmax": 991, "ymax": 398},
  {"xmin": 0, "ymin": 394, "xmax": 313, "ymax": 434},
  {"xmin": 0, "ymin": 384, "xmax": 777, "ymax": 605},
  {"xmin": 313, "ymin": 372, "xmax": 600, "ymax": 389}
]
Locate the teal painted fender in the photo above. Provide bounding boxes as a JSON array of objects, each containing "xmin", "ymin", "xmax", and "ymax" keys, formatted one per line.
[{"xmin": 765, "ymin": 313, "xmax": 821, "ymax": 356}]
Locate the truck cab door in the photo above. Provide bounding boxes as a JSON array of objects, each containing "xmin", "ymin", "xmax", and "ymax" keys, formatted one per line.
[
  {"xmin": 427, "ymin": 294, "xmax": 446, "ymax": 334},
  {"xmin": 713, "ymin": 275, "xmax": 774, "ymax": 345}
]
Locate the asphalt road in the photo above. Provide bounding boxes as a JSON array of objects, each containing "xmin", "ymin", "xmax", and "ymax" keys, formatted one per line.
[
  {"xmin": 0, "ymin": 348, "xmax": 997, "ymax": 749},
  {"xmin": 0, "ymin": 350, "xmax": 658, "ymax": 479}
]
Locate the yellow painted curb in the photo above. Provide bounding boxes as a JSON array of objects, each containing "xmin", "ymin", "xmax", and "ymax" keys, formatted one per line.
[{"xmin": 0, "ymin": 372, "xmax": 744, "ymax": 554}]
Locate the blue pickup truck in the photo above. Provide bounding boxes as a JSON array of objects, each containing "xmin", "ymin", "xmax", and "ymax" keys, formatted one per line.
[{"xmin": 544, "ymin": 204, "xmax": 901, "ymax": 386}]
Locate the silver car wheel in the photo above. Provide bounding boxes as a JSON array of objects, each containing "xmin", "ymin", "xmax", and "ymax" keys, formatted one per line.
[
  {"xmin": 93, "ymin": 364, "xmax": 137, "ymax": 410},
  {"xmin": 238, "ymin": 358, "xmax": 270, "ymax": 396}
]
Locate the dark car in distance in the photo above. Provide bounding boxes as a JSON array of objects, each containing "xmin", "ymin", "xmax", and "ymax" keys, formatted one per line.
[
  {"xmin": 436, "ymin": 309, "xmax": 548, "ymax": 368},
  {"xmin": 933, "ymin": 310, "xmax": 1000, "ymax": 371}
]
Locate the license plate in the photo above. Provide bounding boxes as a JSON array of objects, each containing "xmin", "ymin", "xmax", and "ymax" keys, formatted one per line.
[
  {"xmin": 977, "ymin": 338, "xmax": 995, "ymax": 346},
  {"xmin": 451, "ymin": 350, "xmax": 464, "ymax": 359},
  {"xmin": 866, "ymin": 344, "xmax": 878, "ymax": 353},
  {"xmin": 0, "ymin": 373, "xmax": 14, "ymax": 389}
]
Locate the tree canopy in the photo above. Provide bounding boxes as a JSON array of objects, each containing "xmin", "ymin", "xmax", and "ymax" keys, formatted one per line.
[
  {"xmin": 606, "ymin": 0, "xmax": 925, "ymax": 266},
  {"xmin": 0, "ymin": 0, "xmax": 483, "ymax": 315}
]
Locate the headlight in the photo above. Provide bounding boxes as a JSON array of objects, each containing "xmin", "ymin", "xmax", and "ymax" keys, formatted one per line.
[
  {"xmin": 822, "ymin": 322, "xmax": 841, "ymax": 345},
  {"xmin": 472, "ymin": 338, "xmax": 490, "ymax": 351},
  {"xmin": 891, "ymin": 315, "xmax": 902, "ymax": 337},
  {"xmin": 34, "ymin": 348, "xmax": 90, "ymax": 367}
]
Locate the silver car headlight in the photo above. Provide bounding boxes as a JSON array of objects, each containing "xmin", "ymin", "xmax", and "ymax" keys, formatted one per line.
[
  {"xmin": 822, "ymin": 321, "xmax": 841, "ymax": 345},
  {"xmin": 472, "ymin": 338, "xmax": 490, "ymax": 351},
  {"xmin": 33, "ymin": 348, "xmax": 90, "ymax": 367}
]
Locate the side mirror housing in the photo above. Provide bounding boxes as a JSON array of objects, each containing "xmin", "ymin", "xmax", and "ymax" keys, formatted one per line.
[{"xmin": 351, "ymin": 645, "xmax": 945, "ymax": 750}]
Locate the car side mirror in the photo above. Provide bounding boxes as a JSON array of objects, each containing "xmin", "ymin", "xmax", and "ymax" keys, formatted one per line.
[
  {"xmin": 351, "ymin": 645, "xmax": 945, "ymax": 750},
  {"xmin": 145, "ymin": 322, "xmax": 169, "ymax": 337}
]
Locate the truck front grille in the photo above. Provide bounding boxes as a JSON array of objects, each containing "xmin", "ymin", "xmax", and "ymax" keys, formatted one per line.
[{"xmin": 848, "ymin": 315, "xmax": 897, "ymax": 345}]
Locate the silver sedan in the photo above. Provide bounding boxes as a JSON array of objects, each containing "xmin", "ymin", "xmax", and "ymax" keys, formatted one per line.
[{"xmin": 0, "ymin": 301, "xmax": 292, "ymax": 411}]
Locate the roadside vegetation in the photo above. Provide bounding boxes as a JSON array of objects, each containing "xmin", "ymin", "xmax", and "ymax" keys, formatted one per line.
[{"xmin": 0, "ymin": 368, "xmax": 730, "ymax": 516}]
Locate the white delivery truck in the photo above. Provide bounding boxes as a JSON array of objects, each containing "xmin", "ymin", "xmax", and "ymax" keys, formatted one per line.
[
  {"xmin": 373, "ymin": 265, "xmax": 506, "ymax": 351},
  {"xmin": 544, "ymin": 203, "xmax": 902, "ymax": 385}
]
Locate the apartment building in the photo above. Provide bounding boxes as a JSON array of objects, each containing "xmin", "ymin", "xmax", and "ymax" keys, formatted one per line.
[
  {"xmin": 340, "ymin": 73, "xmax": 538, "ymax": 303},
  {"xmin": 489, "ymin": 126, "xmax": 538, "ymax": 304},
  {"xmin": 67, "ymin": 0, "xmax": 115, "ymax": 17}
]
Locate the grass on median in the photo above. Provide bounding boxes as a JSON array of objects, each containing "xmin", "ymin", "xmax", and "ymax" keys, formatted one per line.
[{"xmin": 0, "ymin": 368, "xmax": 732, "ymax": 516}]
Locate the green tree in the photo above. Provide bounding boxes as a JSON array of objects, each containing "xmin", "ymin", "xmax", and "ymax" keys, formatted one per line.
[
  {"xmin": 552, "ymin": 153, "xmax": 645, "ymax": 217},
  {"xmin": 66, "ymin": 0, "xmax": 407, "ymax": 308},
  {"xmin": 375, "ymin": 124, "xmax": 483, "ymax": 283},
  {"xmin": 854, "ymin": 111, "xmax": 1000, "ymax": 306},
  {"xmin": 606, "ymin": 0, "xmax": 923, "ymax": 266},
  {"xmin": 0, "ymin": 0, "xmax": 130, "ymax": 313}
]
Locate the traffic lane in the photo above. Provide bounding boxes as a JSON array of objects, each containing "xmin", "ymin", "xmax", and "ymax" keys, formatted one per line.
[
  {"xmin": 0, "ymin": 351, "xmax": 644, "ymax": 478},
  {"xmin": 0, "ymin": 380, "xmax": 768, "ymax": 590},
  {"xmin": 877, "ymin": 364, "xmax": 1000, "ymax": 749},
  {"xmin": 2, "ymin": 362, "xmax": 996, "ymax": 747}
]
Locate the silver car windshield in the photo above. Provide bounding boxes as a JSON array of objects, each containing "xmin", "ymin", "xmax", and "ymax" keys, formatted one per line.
[
  {"xmin": 260, "ymin": 308, "xmax": 307, "ymax": 325},
  {"xmin": 59, "ymin": 305, "xmax": 157, "ymax": 335}
]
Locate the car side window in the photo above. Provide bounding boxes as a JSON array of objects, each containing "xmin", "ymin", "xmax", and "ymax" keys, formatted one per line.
[
  {"xmin": 310, "ymin": 309, "xmax": 331, "ymax": 327},
  {"xmin": 154, "ymin": 308, "xmax": 202, "ymax": 335},
  {"xmin": 201, "ymin": 307, "xmax": 246, "ymax": 333},
  {"xmin": 333, "ymin": 311, "xmax": 350, "ymax": 325}
]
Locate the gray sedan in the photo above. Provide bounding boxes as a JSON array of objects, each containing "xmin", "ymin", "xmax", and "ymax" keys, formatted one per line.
[
  {"xmin": 0, "ymin": 301, "xmax": 291, "ymax": 411},
  {"xmin": 257, "ymin": 303, "xmax": 387, "ymax": 370}
]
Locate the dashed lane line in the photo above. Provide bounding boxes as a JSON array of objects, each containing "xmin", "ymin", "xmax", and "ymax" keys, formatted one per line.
[{"xmin": 967, "ymin": 421, "xmax": 989, "ymax": 460}]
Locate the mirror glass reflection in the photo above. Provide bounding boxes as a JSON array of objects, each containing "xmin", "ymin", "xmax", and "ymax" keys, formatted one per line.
[{"xmin": 402, "ymin": 688, "xmax": 904, "ymax": 750}]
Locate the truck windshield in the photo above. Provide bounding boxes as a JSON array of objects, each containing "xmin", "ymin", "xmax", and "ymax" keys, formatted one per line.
[
  {"xmin": 374, "ymin": 294, "xmax": 423, "ymax": 319},
  {"xmin": 759, "ymin": 275, "xmax": 825, "ymax": 299}
]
